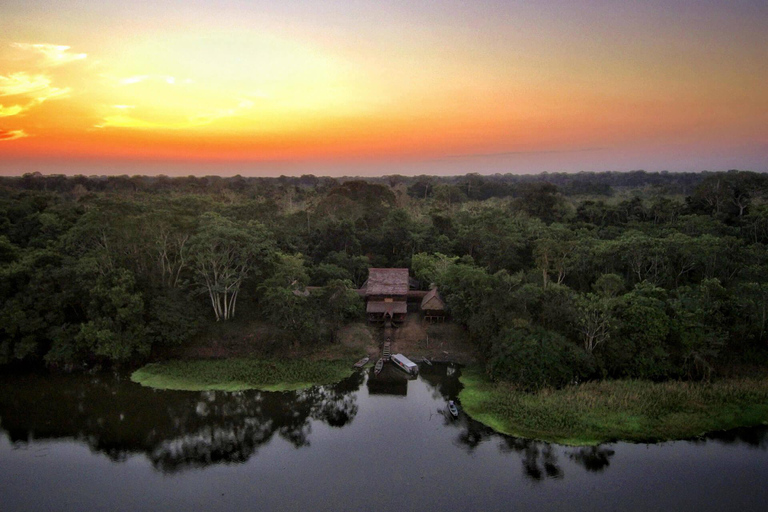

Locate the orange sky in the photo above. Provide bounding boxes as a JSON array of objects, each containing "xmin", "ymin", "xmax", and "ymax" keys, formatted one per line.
[{"xmin": 1, "ymin": 1, "xmax": 767, "ymax": 175}]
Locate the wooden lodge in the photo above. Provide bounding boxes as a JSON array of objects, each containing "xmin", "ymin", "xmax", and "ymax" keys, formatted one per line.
[
  {"xmin": 362, "ymin": 268, "xmax": 448, "ymax": 325},
  {"xmin": 421, "ymin": 287, "xmax": 446, "ymax": 322},
  {"xmin": 364, "ymin": 268, "xmax": 409, "ymax": 324}
]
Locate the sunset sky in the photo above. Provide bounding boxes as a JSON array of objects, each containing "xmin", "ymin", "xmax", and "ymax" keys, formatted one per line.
[{"xmin": 1, "ymin": 0, "xmax": 766, "ymax": 176}]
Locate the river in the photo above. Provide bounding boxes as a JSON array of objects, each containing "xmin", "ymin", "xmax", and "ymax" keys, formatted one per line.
[{"xmin": 1, "ymin": 364, "xmax": 767, "ymax": 511}]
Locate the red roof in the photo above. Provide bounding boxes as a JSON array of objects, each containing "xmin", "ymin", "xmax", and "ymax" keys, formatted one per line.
[{"xmin": 365, "ymin": 268, "xmax": 409, "ymax": 296}]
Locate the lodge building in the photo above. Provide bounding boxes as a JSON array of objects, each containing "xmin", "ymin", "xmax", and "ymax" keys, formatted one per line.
[
  {"xmin": 362, "ymin": 268, "xmax": 446, "ymax": 324},
  {"xmin": 364, "ymin": 268, "xmax": 409, "ymax": 324}
]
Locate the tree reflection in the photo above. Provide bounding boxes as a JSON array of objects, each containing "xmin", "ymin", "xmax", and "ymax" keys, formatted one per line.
[
  {"xmin": 567, "ymin": 446, "xmax": 616, "ymax": 472},
  {"xmin": 701, "ymin": 426, "xmax": 768, "ymax": 449},
  {"xmin": 0, "ymin": 370, "xmax": 363, "ymax": 473},
  {"xmin": 498, "ymin": 437, "xmax": 563, "ymax": 480}
]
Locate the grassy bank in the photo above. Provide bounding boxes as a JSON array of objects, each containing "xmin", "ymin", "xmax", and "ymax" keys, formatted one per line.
[
  {"xmin": 459, "ymin": 367, "xmax": 768, "ymax": 445},
  {"xmin": 131, "ymin": 358, "xmax": 355, "ymax": 392}
]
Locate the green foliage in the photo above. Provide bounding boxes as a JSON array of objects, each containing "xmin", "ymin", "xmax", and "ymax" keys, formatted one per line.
[
  {"xmin": 319, "ymin": 279, "xmax": 364, "ymax": 340},
  {"xmin": 411, "ymin": 252, "xmax": 458, "ymax": 286},
  {"xmin": 47, "ymin": 268, "xmax": 149, "ymax": 364},
  {"xmin": 146, "ymin": 288, "xmax": 203, "ymax": 346},
  {"xmin": 188, "ymin": 212, "xmax": 275, "ymax": 321},
  {"xmin": 487, "ymin": 327, "xmax": 594, "ymax": 390},
  {"xmin": 598, "ymin": 283, "xmax": 672, "ymax": 379},
  {"xmin": 459, "ymin": 367, "xmax": 768, "ymax": 445},
  {"xmin": 2, "ymin": 171, "xmax": 768, "ymax": 379},
  {"xmin": 131, "ymin": 358, "xmax": 354, "ymax": 391}
]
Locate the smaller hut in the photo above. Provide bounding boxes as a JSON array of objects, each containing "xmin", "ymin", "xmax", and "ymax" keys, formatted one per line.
[{"xmin": 421, "ymin": 287, "xmax": 446, "ymax": 322}]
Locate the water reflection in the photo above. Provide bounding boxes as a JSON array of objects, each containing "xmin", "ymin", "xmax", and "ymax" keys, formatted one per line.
[
  {"xmin": 567, "ymin": 446, "xmax": 616, "ymax": 472},
  {"xmin": 0, "ymin": 370, "xmax": 364, "ymax": 473},
  {"xmin": 701, "ymin": 425, "xmax": 768, "ymax": 448},
  {"xmin": 1, "ymin": 366, "xmax": 766, "ymax": 483}
]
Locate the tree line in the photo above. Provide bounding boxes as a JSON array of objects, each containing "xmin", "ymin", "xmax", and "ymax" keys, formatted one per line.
[{"xmin": 1, "ymin": 170, "xmax": 767, "ymax": 385}]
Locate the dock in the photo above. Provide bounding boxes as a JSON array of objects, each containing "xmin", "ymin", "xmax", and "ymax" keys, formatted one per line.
[{"xmin": 382, "ymin": 340, "xmax": 392, "ymax": 361}]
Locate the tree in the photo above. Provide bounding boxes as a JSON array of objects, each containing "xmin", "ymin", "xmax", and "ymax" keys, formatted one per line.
[
  {"xmin": 669, "ymin": 279, "xmax": 728, "ymax": 379},
  {"xmin": 320, "ymin": 279, "xmax": 364, "ymax": 341},
  {"xmin": 605, "ymin": 283, "xmax": 672, "ymax": 379},
  {"xmin": 575, "ymin": 293, "xmax": 613, "ymax": 355},
  {"xmin": 514, "ymin": 182, "xmax": 568, "ymax": 224},
  {"xmin": 533, "ymin": 224, "xmax": 575, "ymax": 288},
  {"xmin": 188, "ymin": 213, "xmax": 274, "ymax": 321},
  {"xmin": 411, "ymin": 252, "xmax": 458, "ymax": 286},
  {"xmin": 258, "ymin": 253, "xmax": 323, "ymax": 345}
]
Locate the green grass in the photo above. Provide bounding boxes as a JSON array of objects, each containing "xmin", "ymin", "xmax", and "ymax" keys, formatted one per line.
[
  {"xmin": 131, "ymin": 358, "xmax": 355, "ymax": 392},
  {"xmin": 459, "ymin": 367, "xmax": 768, "ymax": 446}
]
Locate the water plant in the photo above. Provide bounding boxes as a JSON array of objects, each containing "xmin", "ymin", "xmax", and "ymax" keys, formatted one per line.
[
  {"xmin": 131, "ymin": 358, "xmax": 354, "ymax": 392},
  {"xmin": 459, "ymin": 367, "xmax": 768, "ymax": 445}
]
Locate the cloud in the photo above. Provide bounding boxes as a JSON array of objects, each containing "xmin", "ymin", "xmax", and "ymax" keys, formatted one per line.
[
  {"xmin": 96, "ymin": 114, "xmax": 167, "ymax": 130},
  {"xmin": 0, "ymin": 72, "xmax": 52, "ymax": 97},
  {"xmin": 188, "ymin": 100, "xmax": 254, "ymax": 125},
  {"xmin": 116, "ymin": 75, "xmax": 184, "ymax": 86},
  {"xmin": 0, "ymin": 129, "xmax": 28, "ymax": 141},
  {"xmin": 0, "ymin": 104, "xmax": 25, "ymax": 117},
  {"xmin": 97, "ymin": 99, "xmax": 254, "ymax": 130},
  {"xmin": 119, "ymin": 75, "xmax": 150, "ymax": 85},
  {"xmin": 0, "ymin": 73, "xmax": 70, "ymax": 107},
  {"xmin": 11, "ymin": 43, "xmax": 87, "ymax": 67}
]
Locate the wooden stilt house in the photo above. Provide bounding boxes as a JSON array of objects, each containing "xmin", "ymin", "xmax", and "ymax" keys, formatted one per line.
[{"xmin": 364, "ymin": 268, "xmax": 409, "ymax": 324}]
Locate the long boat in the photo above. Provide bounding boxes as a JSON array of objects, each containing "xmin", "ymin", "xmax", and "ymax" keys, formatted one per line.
[
  {"xmin": 391, "ymin": 354, "xmax": 419, "ymax": 375},
  {"xmin": 354, "ymin": 357, "xmax": 370, "ymax": 368},
  {"xmin": 421, "ymin": 357, "xmax": 432, "ymax": 366},
  {"xmin": 374, "ymin": 358, "xmax": 385, "ymax": 375},
  {"xmin": 447, "ymin": 400, "xmax": 459, "ymax": 418}
]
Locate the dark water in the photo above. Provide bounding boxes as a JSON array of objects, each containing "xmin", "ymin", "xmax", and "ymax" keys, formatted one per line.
[{"xmin": 1, "ymin": 364, "xmax": 767, "ymax": 512}]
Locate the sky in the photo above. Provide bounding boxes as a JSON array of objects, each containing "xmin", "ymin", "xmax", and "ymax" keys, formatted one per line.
[{"xmin": 0, "ymin": 0, "xmax": 767, "ymax": 176}]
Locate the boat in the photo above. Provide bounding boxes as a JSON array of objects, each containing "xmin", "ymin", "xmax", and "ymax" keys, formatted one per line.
[
  {"xmin": 374, "ymin": 358, "xmax": 384, "ymax": 375},
  {"xmin": 447, "ymin": 400, "xmax": 459, "ymax": 418},
  {"xmin": 354, "ymin": 357, "xmax": 370, "ymax": 368},
  {"xmin": 391, "ymin": 353, "xmax": 419, "ymax": 375},
  {"xmin": 421, "ymin": 357, "xmax": 432, "ymax": 366}
]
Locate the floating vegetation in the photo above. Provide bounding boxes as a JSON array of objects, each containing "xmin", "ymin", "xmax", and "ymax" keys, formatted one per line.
[
  {"xmin": 459, "ymin": 367, "xmax": 768, "ymax": 445},
  {"xmin": 131, "ymin": 358, "xmax": 354, "ymax": 392}
]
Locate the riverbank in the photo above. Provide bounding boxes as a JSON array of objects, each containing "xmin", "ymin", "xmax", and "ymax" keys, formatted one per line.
[
  {"xmin": 459, "ymin": 367, "xmax": 768, "ymax": 445},
  {"xmin": 131, "ymin": 359, "xmax": 355, "ymax": 391}
]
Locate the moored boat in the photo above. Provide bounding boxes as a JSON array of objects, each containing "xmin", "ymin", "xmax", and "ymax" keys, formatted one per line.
[
  {"xmin": 391, "ymin": 354, "xmax": 419, "ymax": 375},
  {"xmin": 354, "ymin": 357, "xmax": 370, "ymax": 368},
  {"xmin": 447, "ymin": 400, "xmax": 459, "ymax": 418},
  {"xmin": 421, "ymin": 357, "xmax": 432, "ymax": 366},
  {"xmin": 374, "ymin": 358, "xmax": 385, "ymax": 375}
]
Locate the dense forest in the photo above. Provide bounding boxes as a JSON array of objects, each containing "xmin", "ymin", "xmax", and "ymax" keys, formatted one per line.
[{"xmin": 2, "ymin": 170, "xmax": 768, "ymax": 388}]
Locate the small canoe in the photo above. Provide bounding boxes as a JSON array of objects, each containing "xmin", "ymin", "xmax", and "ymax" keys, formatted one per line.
[
  {"xmin": 354, "ymin": 357, "xmax": 370, "ymax": 368},
  {"xmin": 374, "ymin": 358, "xmax": 384, "ymax": 375},
  {"xmin": 448, "ymin": 400, "xmax": 459, "ymax": 418},
  {"xmin": 421, "ymin": 357, "xmax": 432, "ymax": 366}
]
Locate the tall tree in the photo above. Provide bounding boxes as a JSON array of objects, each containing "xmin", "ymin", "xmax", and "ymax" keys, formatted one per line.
[{"xmin": 188, "ymin": 213, "xmax": 274, "ymax": 321}]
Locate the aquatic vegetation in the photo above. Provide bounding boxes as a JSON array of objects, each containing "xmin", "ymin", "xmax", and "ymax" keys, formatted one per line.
[
  {"xmin": 131, "ymin": 358, "xmax": 354, "ymax": 391},
  {"xmin": 459, "ymin": 367, "xmax": 768, "ymax": 445}
]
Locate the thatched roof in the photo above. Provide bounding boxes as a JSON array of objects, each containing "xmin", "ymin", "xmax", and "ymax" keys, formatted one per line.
[
  {"xmin": 366, "ymin": 301, "xmax": 408, "ymax": 314},
  {"xmin": 421, "ymin": 287, "xmax": 445, "ymax": 310},
  {"xmin": 365, "ymin": 268, "xmax": 409, "ymax": 296}
]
